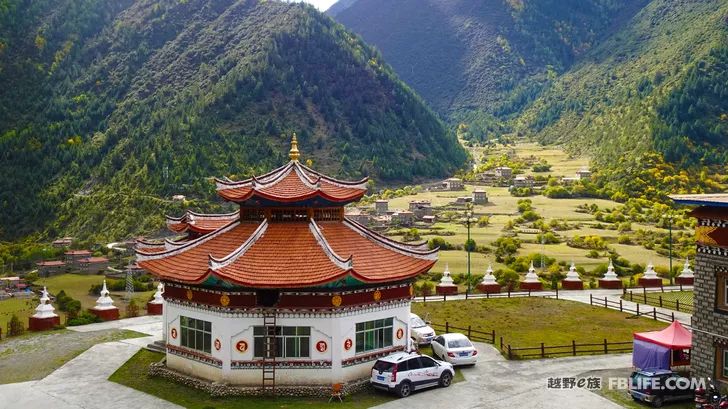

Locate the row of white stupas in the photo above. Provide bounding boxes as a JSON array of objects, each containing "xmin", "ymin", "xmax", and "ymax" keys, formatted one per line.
[
  {"xmin": 435, "ymin": 258, "xmax": 694, "ymax": 294},
  {"xmin": 28, "ymin": 281, "xmax": 166, "ymax": 331}
]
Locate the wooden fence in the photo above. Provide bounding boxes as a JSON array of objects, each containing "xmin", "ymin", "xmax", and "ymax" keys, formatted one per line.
[
  {"xmin": 415, "ymin": 289, "xmax": 559, "ymax": 303},
  {"xmin": 588, "ymin": 294, "xmax": 690, "ymax": 328},
  {"xmin": 430, "ymin": 320, "xmax": 633, "ymax": 360},
  {"xmin": 622, "ymin": 289, "xmax": 694, "ymax": 314}
]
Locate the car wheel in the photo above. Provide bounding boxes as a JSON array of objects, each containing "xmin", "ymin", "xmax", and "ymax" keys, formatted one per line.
[
  {"xmin": 397, "ymin": 381, "xmax": 412, "ymax": 398},
  {"xmin": 439, "ymin": 371, "xmax": 453, "ymax": 388},
  {"xmin": 651, "ymin": 396, "xmax": 663, "ymax": 408}
]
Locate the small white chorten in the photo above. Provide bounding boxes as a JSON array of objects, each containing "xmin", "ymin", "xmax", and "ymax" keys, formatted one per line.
[
  {"xmin": 439, "ymin": 264, "xmax": 456, "ymax": 287},
  {"xmin": 94, "ymin": 280, "xmax": 117, "ymax": 310},
  {"xmin": 642, "ymin": 262, "xmax": 658, "ymax": 279},
  {"xmin": 481, "ymin": 264, "xmax": 497, "ymax": 285},
  {"xmin": 680, "ymin": 259, "xmax": 694, "ymax": 279},
  {"xmin": 564, "ymin": 262, "xmax": 581, "ymax": 282},
  {"xmin": 32, "ymin": 287, "xmax": 59, "ymax": 319},
  {"xmin": 524, "ymin": 261, "xmax": 540, "ymax": 283},
  {"xmin": 603, "ymin": 260, "xmax": 620, "ymax": 281}
]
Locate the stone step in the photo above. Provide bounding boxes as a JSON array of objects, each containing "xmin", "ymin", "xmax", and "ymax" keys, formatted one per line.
[{"xmin": 145, "ymin": 340, "xmax": 166, "ymax": 354}]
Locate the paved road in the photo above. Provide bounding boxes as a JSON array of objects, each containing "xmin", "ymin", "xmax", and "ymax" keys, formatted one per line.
[
  {"xmin": 374, "ymin": 343, "xmax": 628, "ymax": 409},
  {"xmin": 0, "ymin": 316, "xmax": 178, "ymax": 409}
]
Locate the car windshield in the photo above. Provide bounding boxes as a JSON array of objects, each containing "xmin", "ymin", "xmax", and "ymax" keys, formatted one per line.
[
  {"xmin": 373, "ymin": 361, "xmax": 396, "ymax": 373},
  {"xmin": 410, "ymin": 317, "xmax": 427, "ymax": 328},
  {"xmin": 447, "ymin": 338, "xmax": 472, "ymax": 348}
]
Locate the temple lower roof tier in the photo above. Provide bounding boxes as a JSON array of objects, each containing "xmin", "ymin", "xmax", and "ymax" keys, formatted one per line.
[{"xmin": 137, "ymin": 218, "xmax": 436, "ymax": 289}]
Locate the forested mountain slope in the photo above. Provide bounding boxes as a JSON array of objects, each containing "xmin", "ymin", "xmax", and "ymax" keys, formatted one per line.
[{"xmin": 0, "ymin": 0, "xmax": 466, "ymax": 241}]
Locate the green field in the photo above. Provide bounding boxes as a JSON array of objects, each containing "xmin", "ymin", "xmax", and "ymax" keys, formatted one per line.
[
  {"xmin": 412, "ymin": 298, "xmax": 666, "ymax": 351},
  {"xmin": 0, "ymin": 297, "xmax": 39, "ymax": 333},
  {"xmin": 110, "ymin": 349, "xmax": 395, "ymax": 409}
]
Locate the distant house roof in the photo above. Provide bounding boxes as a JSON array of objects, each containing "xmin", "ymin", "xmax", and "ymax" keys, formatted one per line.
[
  {"xmin": 37, "ymin": 261, "xmax": 65, "ymax": 267},
  {"xmin": 671, "ymin": 194, "xmax": 728, "ymax": 208},
  {"xmin": 0, "ymin": 277, "xmax": 20, "ymax": 281},
  {"xmin": 79, "ymin": 257, "xmax": 109, "ymax": 264},
  {"xmin": 473, "ymin": 189, "xmax": 486, "ymax": 193},
  {"xmin": 65, "ymin": 250, "xmax": 92, "ymax": 256}
]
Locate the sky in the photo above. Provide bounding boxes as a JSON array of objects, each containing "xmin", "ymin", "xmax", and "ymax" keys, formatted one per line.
[{"xmin": 300, "ymin": 0, "xmax": 338, "ymax": 11}]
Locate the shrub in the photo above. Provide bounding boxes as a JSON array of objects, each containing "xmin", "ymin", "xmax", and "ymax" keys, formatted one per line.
[
  {"xmin": 536, "ymin": 232, "xmax": 560, "ymax": 244},
  {"xmin": 126, "ymin": 300, "xmax": 140, "ymax": 318},
  {"xmin": 67, "ymin": 311, "xmax": 102, "ymax": 326},
  {"xmin": 421, "ymin": 281, "xmax": 434, "ymax": 296},
  {"xmin": 427, "ymin": 237, "xmax": 453, "ymax": 250},
  {"xmin": 477, "ymin": 215, "xmax": 490, "ymax": 227},
  {"xmin": 464, "ymin": 238, "xmax": 477, "ymax": 252},
  {"xmin": 532, "ymin": 162, "xmax": 551, "ymax": 172},
  {"xmin": 617, "ymin": 235, "xmax": 632, "ymax": 244},
  {"xmin": 586, "ymin": 250, "xmax": 600, "ymax": 258},
  {"xmin": 495, "ymin": 269, "xmax": 520, "ymax": 290},
  {"xmin": 8, "ymin": 314, "xmax": 24, "ymax": 336}
]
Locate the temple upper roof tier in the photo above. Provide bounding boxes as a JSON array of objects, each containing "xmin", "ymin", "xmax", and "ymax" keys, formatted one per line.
[{"xmin": 215, "ymin": 160, "xmax": 368, "ymax": 207}]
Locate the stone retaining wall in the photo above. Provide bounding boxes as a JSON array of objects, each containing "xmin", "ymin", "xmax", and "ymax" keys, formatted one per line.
[{"xmin": 149, "ymin": 361, "xmax": 371, "ymax": 397}]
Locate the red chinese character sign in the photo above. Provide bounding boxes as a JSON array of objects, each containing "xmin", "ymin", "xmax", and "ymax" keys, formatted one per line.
[
  {"xmin": 344, "ymin": 338, "xmax": 353, "ymax": 351},
  {"xmin": 235, "ymin": 340, "xmax": 248, "ymax": 353},
  {"xmin": 170, "ymin": 328, "xmax": 178, "ymax": 339},
  {"xmin": 214, "ymin": 339, "xmax": 221, "ymax": 351},
  {"xmin": 396, "ymin": 328, "xmax": 404, "ymax": 340},
  {"xmin": 316, "ymin": 340, "xmax": 328, "ymax": 353}
]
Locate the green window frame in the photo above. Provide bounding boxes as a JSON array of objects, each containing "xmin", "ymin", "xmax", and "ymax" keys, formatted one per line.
[
  {"xmin": 180, "ymin": 316, "xmax": 212, "ymax": 354},
  {"xmin": 253, "ymin": 326, "xmax": 311, "ymax": 358},
  {"xmin": 355, "ymin": 318, "xmax": 394, "ymax": 354}
]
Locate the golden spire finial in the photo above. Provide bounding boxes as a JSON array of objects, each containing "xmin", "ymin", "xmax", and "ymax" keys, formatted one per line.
[{"xmin": 289, "ymin": 132, "xmax": 300, "ymax": 161}]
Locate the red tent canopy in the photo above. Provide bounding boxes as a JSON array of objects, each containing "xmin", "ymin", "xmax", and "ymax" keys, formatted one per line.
[{"xmin": 634, "ymin": 321, "xmax": 692, "ymax": 349}]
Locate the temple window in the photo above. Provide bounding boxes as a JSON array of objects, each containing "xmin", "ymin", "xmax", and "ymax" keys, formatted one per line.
[
  {"xmin": 716, "ymin": 347, "xmax": 728, "ymax": 381},
  {"xmin": 355, "ymin": 318, "xmax": 393, "ymax": 354},
  {"xmin": 716, "ymin": 271, "xmax": 728, "ymax": 313},
  {"xmin": 180, "ymin": 316, "xmax": 212, "ymax": 353},
  {"xmin": 253, "ymin": 326, "xmax": 311, "ymax": 358}
]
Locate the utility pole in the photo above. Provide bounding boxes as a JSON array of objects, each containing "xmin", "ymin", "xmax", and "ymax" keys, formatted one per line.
[
  {"xmin": 668, "ymin": 213, "xmax": 673, "ymax": 285},
  {"xmin": 465, "ymin": 203, "xmax": 473, "ymax": 294}
]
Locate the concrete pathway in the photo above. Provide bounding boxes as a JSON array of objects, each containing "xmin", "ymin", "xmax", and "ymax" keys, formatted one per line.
[
  {"xmin": 374, "ymin": 342, "xmax": 629, "ymax": 409},
  {"xmin": 0, "ymin": 316, "xmax": 178, "ymax": 409}
]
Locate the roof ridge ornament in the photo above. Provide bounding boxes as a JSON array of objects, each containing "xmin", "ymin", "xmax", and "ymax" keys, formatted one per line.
[{"xmin": 289, "ymin": 132, "xmax": 300, "ymax": 161}]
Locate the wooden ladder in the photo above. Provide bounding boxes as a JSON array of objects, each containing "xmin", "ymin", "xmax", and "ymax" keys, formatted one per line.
[{"xmin": 262, "ymin": 311, "xmax": 277, "ymax": 394}]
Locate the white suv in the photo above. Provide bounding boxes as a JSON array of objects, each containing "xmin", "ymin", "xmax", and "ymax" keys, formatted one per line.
[{"xmin": 370, "ymin": 352, "xmax": 454, "ymax": 398}]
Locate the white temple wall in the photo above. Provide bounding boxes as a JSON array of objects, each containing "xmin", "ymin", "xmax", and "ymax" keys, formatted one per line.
[{"xmin": 164, "ymin": 300, "xmax": 411, "ymax": 385}]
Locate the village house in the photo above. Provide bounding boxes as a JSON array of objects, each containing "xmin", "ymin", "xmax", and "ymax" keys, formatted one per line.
[
  {"xmin": 51, "ymin": 237, "xmax": 73, "ymax": 248},
  {"xmin": 494, "ymin": 166, "xmax": 513, "ymax": 179},
  {"xmin": 135, "ymin": 137, "xmax": 437, "ymax": 391},
  {"xmin": 576, "ymin": 167, "xmax": 592, "ymax": 180},
  {"xmin": 78, "ymin": 257, "xmax": 110, "ymax": 274},
  {"xmin": 672, "ymin": 194, "xmax": 728, "ymax": 386},
  {"xmin": 422, "ymin": 215, "xmax": 436, "ymax": 224},
  {"xmin": 512, "ymin": 176, "xmax": 534, "ymax": 188},
  {"xmin": 374, "ymin": 199, "xmax": 389, "ymax": 215},
  {"xmin": 64, "ymin": 250, "xmax": 93, "ymax": 269},
  {"xmin": 344, "ymin": 208, "xmax": 371, "ymax": 226},
  {"xmin": 472, "ymin": 189, "xmax": 488, "ymax": 204},
  {"xmin": 442, "ymin": 177, "xmax": 464, "ymax": 191},
  {"xmin": 455, "ymin": 196, "xmax": 473, "ymax": 205},
  {"xmin": 36, "ymin": 260, "xmax": 66, "ymax": 277},
  {"xmin": 391, "ymin": 210, "xmax": 415, "ymax": 226},
  {"xmin": 408, "ymin": 200, "xmax": 433, "ymax": 220}
]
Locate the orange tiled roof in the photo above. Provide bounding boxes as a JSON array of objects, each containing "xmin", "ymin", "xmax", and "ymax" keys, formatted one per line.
[
  {"xmin": 166, "ymin": 209, "xmax": 240, "ymax": 234},
  {"xmin": 137, "ymin": 219, "xmax": 436, "ymax": 288},
  {"xmin": 215, "ymin": 161, "xmax": 367, "ymax": 204}
]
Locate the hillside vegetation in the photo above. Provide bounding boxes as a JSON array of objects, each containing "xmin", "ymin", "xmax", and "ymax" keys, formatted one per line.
[{"xmin": 0, "ymin": 0, "xmax": 466, "ymax": 241}]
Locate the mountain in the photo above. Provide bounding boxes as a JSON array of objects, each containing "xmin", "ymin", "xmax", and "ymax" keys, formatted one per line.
[
  {"xmin": 332, "ymin": 0, "xmax": 728, "ymax": 195},
  {"xmin": 331, "ymin": 0, "xmax": 648, "ymax": 122},
  {"xmin": 0, "ymin": 0, "xmax": 466, "ymax": 241}
]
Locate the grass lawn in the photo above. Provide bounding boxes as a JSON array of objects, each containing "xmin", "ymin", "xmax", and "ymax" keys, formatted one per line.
[
  {"xmin": 0, "ymin": 328, "xmax": 146, "ymax": 384},
  {"xmin": 411, "ymin": 298, "xmax": 666, "ymax": 352},
  {"xmin": 36, "ymin": 274, "xmax": 155, "ymax": 318},
  {"xmin": 0, "ymin": 296, "xmax": 40, "ymax": 332},
  {"xmin": 110, "ymin": 349, "xmax": 397, "ymax": 409}
]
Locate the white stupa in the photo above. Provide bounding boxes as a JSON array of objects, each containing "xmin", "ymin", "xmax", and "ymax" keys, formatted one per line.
[
  {"xmin": 480, "ymin": 264, "xmax": 497, "ymax": 285},
  {"xmin": 679, "ymin": 259, "xmax": 694, "ymax": 279},
  {"xmin": 564, "ymin": 262, "xmax": 582, "ymax": 282},
  {"xmin": 32, "ymin": 287, "xmax": 58, "ymax": 319},
  {"xmin": 150, "ymin": 282, "xmax": 164, "ymax": 304},
  {"xmin": 94, "ymin": 280, "xmax": 117, "ymax": 310},
  {"xmin": 642, "ymin": 262, "xmax": 658, "ymax": 279},
  {"xmin": 439, "ymin": 264, "xmax": 456, "ymax": 287},
  {"xmin": 524, "ymin": 261, "xmax": 540, "ymax": 283},
  {"xmin": 602, "ymin": 260, "xmax": 620, "ymax": 281}
]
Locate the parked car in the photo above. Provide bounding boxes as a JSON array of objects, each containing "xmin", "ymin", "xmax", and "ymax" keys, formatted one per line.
[
  {"xmin": 430, "ymin": 333, "xmax": 478, "ymax": 365},
  {"xmin": 628, "ymin": 369, "xmax": 694, "ymax": 407},
  {"xmin": 370, "ymin": 352, "xmax": 454, "ymax": 398},
  {"xmin": 410, "ymin": 313, "xmax": 435, "ymax": 345}
]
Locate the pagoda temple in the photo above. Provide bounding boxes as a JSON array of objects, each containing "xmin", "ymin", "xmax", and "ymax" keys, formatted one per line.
[{"xmin": 136, "ymin": 136, "xmax": 437, "ymax": 391}]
